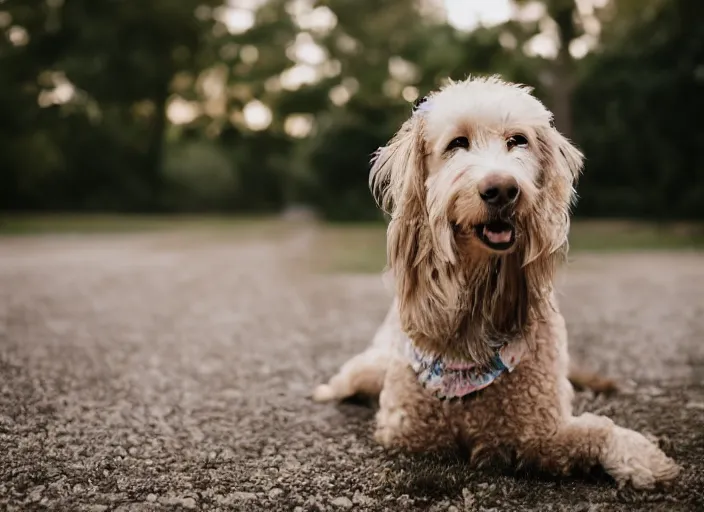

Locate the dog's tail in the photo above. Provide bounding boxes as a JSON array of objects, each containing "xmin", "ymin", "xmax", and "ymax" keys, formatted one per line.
[{"xmin": 568, "ymin": 364, "xmax": 619, "ymax": 394}]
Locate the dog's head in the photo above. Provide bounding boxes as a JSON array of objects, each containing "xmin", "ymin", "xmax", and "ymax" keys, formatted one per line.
[{"xmin": 371, "ymin": 76, "xmax": 583, "ymax": 363}]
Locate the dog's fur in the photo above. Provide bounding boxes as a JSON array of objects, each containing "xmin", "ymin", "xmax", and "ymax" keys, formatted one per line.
[{"xmin": 313, "ymin": 76, "xmax": 679, "ymax": 489}]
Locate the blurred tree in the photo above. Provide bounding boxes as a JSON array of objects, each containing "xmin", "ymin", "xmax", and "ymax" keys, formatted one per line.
[
  {"xmin": 0, "ymin": 0, "xmax": 60, "ymax": 209},
  {"xmin": 543, "ymin": 0, "xmax": 579, "ymax": 138},
  {"xmin": 574, "ymin": 0, "xmax": 704, "ymax": 218},
  {"xmin": 162, "ymin": 137, "xmax": 237, "ymax": 212},
  {"xmin": 1, "ymin": 0, "xmax": 701, "ymax": 220},
  {"xmin": 513, "ymin": 0, "xmax": 581, "ymax": 137},
  {"xmin": 0, "ymin": 0, "xmax": 219, "ymax": 210}
]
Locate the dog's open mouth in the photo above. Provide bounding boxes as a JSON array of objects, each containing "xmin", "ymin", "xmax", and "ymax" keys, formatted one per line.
[{"xmin": 474, "ymin": 220, "xmax": 516, "ymax": 251}]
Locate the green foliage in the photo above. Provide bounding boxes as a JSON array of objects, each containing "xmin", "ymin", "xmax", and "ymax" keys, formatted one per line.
[
  {"xmin": 573, "ymin": 0, "xmax": 704, "ymax": 218},
  {"xmin": 163, "ymin": 140, "xmax": 237, "ymax": 211},
  {"xmin": 0, "ymin": 0, "xmax": 219, "ymax": 211},
  {"xmin": 0, "ymin": 0, "xmax": 702, "ymax": 220},
  {"xmin": 219, "ymin": 128, "xmax": 291, "ymax": 212},
  {"xmin": 301, "ymin": 104, "xmax": 396, "ymax": 221}
]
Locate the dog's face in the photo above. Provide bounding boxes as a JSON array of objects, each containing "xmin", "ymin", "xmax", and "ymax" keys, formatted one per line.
[
  {"xmin": 371, "ymin": 76, "xmax": 584, "ymax": 361},
  {"xmin": 422, "ymin": 81, "xmax": 559, "ymax": 256}
]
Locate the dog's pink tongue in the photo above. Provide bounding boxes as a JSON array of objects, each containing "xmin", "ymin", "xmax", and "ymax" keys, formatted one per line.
[{"xmin": 483, "ymin": 227, "xmax": 511, "ymax": 244}]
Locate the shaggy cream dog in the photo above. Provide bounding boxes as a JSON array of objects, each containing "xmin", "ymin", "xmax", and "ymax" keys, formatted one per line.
[{"xmin": 314, "ymin": 76, "xmax": 680, "ymax": 489}]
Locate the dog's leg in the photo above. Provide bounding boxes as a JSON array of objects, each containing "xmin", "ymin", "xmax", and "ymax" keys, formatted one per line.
[
  {"xmin": 521, "ymin": 412, "xmax": 680, "ymax": 489},
  {"xmin": 312, "ymin": 345, "xmax": 389, "ymax": 402},
  {"xmin": 518, "ymin": 315, "xmax": 679, "ymax": 489},
  {"xmin": 313, "ymin": 300, "xmax": 400, "ymax": 403},
  {"xmin": 374, "ymin": 358, "xmax": 456, "ymax": 452}
]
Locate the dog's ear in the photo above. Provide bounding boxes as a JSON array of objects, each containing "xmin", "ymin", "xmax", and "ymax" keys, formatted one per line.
[
  {"xmin": 556, "ymin": 135, "xmax": 584, "ymax": 186},
  {"xmin": 547, "ymin": 126, "xmax": 584, "ymax": 185},
  {"xmin": 370, "ymin": 114, "xmax": 429, "ymax": 279},
  {"xmin": 536, "ymin": 125, "xmax": 584, "ymax": 204},
  {"xmin": 524, "ymin": 125, "xmax": 585, "ymax": 266},
  {"xmin": 369, "ymin": 115, "xmax": 426, "ymax": 215},
  {"xmin": 369, "ymin": 115, "xmax": 458, "ymax": 343}
]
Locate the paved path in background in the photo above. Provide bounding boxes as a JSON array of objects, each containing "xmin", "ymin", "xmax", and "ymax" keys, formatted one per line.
[{"xmin": 1, "ymin": 228, "xmax": 703, "ymax": 511}]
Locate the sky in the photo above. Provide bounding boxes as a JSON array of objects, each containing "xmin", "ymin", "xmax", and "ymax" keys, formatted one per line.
[{"xmin": 444, "ymin": 0, "xmax": 513, "ymax": 31}]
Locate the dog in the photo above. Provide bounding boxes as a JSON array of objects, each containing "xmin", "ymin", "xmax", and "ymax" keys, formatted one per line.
[{"xmin": 313, "ymin": 76, "xmax": 680, "ymax": 489}]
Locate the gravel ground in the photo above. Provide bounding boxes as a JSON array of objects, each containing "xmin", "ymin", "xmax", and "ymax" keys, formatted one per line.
[{"xmin": 1, "ymin": 227, "xmax": 703, "ymax": 512}]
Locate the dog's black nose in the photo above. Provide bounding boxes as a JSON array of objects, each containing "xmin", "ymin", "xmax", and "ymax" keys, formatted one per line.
[{"xmin": 478, "ymin": 174, "xmax": 520, "ymax": 206}]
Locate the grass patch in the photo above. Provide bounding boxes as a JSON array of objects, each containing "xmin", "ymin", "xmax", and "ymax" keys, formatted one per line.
[
  {"xmin": 0, "ymin": 214, "xmax": 285, "ymax": 237},
  {"xmin": 568, "ymin": 220, "xmax": 704, "ymax": 251},
  {"xmin": 312, "ymin": 222, "xmax": 388, "ymax": 274},
  {"xmin": 314, "ymin": 220, "xmax": 704, "ymax": 274},
  {"xmin": 3, "ymin": 215, "xmax": 702, "ymax": 274}
]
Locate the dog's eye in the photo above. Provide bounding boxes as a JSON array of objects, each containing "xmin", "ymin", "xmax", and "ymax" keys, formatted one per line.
[
  {"xmin": 446, "ymin": 137, "xmax": 469, "ymax": 152},
  {"xmin": 507, "ymin": 134, "xmax": 528, "ymax": 150}
]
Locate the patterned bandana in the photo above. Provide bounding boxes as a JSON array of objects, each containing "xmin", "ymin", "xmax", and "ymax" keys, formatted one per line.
[{"xmin": 406, "ymin": 339, "xmax": 525, "ymax": 400}]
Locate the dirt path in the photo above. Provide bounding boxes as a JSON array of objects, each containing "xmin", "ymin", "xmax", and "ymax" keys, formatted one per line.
[{"xmin": 1, "ymin": 228, "xmax": 703, "ymax": 511}]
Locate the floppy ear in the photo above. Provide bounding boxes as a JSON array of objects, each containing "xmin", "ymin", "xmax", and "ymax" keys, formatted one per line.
[
  {"xmin": 370, "ymin": 115, "xmax": 429, "ymax": 288},
  {"xmin": 555, "ymin": 132, "xmax": 584, "ymax": 186},
  {"xmin": 370, "ymin": 116, "xmax": 426, "ymax": 216},
  {"xmin": 535, "ymin": 125, "xmax": 584, "ymax": 203},
  {"xmin": 546, "ymin": 118, "xmax": 584, "ymax": 180},
  {"xmin": 369, "ymin": 115, "xmax": 459, "ymax": 343},
  {"xmin": 525, "ymin": 126, "xmax": 585, "ymax": 265}
]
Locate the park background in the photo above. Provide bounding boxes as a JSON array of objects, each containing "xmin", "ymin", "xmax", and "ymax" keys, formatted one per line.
[
  {"xmin": 2, "ymin": 2, "xmax": 704, "ymax": 510},
  {"xmin": 1, "ymin": 0, "xmax": 703, "ymax": 260}
]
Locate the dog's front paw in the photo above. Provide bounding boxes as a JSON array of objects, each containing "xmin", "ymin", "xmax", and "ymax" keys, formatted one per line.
[
  {"xmin": 604, "ymin": 426, "xmax": 681, "ymax": 489},
  {"xmin": 374, "ymin": 407, "xmax": 406, "ymax": 448},
  {"xmin": 312, "ymin": 383, "xmax": 336, "ymax": 402}
]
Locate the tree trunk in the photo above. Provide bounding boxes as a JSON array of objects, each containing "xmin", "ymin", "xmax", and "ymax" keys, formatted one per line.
[
  {"xmin": 551, "ymin": 45, "xmax": 574, "ymax": 139},
  {"xmin": 548, "ymin": 0, "xmax": 577, "ymax": 139}
]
